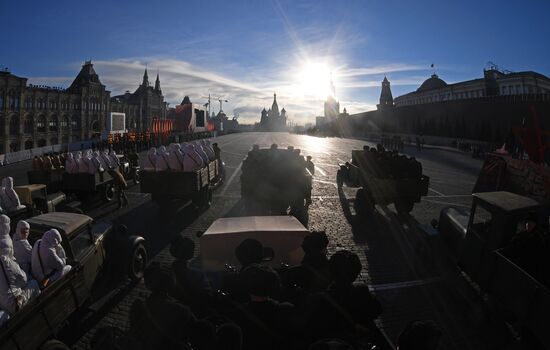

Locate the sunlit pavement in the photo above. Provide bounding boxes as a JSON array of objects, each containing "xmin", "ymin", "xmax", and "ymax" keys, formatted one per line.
[{"xmin": 3, "ymin": 132, "xmax": 518, "ymax": 349}]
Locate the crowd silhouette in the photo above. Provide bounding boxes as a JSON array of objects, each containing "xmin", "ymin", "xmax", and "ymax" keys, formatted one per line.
[{"xmin": 88, "ymin": 230, "xmax": 441, "ymax": 350}]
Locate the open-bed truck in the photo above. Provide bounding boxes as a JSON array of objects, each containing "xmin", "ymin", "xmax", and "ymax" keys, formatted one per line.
[{"xmin": 140, "ymin": 159, "xmax": 221, "ymax": 208}]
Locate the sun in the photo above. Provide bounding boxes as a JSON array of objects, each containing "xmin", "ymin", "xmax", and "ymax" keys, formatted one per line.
[{"xmin": 296, "ymin": 62, "xmax": 332, "ymax": 99}]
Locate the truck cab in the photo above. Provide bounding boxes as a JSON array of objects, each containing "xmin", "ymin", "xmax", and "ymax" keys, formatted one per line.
[
  {"xmin": 441, "ymin": 191, "xmax": 540, "ymax": 289},
  {"xmin": 438, "ymin": 191, "xmax": 550, "ymax": 348}
]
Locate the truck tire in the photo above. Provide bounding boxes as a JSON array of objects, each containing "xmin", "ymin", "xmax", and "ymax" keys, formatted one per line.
[
  {"xmin": 132, "ymin": 169, "xmax": 140, "ymax": 185},
  {"xmin": 395, "ymin": 200, "xmax": 414, "ymax": 215},
  {"xmin": 354, "ymin": 188, "xmax": 374, "ymax": 217},
  {"xmin": 193, "ymin": 186, "xmax": 212, "ymax": 208},
  {"xmin": 336, "ymin": 169, "xmax": 344, "ymax": 188},
  {"xmin": 129, "ymin": 243, "xmax": 147, "ymax": 281},
  {"xmin": 103, "ymin": 183, "xmax": 115, "ymax": 202}
]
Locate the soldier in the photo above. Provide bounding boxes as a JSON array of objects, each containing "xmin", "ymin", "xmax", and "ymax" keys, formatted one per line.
[
  {"xmin": 305, "ymin": 156, "xmax": 315, "ymax": 176},
  {"xmin": 212, "ymin": 143, "xmax": 221, "ymax": 160}
]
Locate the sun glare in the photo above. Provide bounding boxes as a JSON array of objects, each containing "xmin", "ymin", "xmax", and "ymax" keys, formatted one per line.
[{"xmin": 296, "ymin": 62, "xmax": 332, "ymax": 99}]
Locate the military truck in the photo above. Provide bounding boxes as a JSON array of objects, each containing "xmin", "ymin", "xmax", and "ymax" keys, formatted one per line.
[
  {"xmin": 140, "ymin": 159, "xmax": 223, "ymax": 208},
  {"xmin": 0, "ymin": 212, "xmax": 147, "ymax": 350},
  {"xmin": 437, "ymin": 191, "xmax": 550, "ymax": 348},
  {"xmin": 240, "ymin": 148, "xmax": 312, "ymax": 224},
  {"xmin": 337, "ymin": 149, "xmax": 429, "ymax": 215}
]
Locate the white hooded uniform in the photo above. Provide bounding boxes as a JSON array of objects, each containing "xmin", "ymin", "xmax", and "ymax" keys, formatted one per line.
[
  {"xmin": 31, "ymin": 229, "xmax": 71, "ymax": 284},
  {"xmin": 81, "ymin": 150, "xmax": 95, "ymax": 174},
  {"xmin": 0, "ymin": 216, "xmax": 40, "ymax": 315},
  {"xmin": 0, "ymin": 310, "xmax": 8, "ymax": 327},
  {"xmin": 155, "ymin": 146, "xmax": 170, "ymax": 171},
  {"xmin": 100, "ymin": 150, "xmax": 113, "ymax": 169},
  {"xmin": 194, "ymin": 142, "xmax": 210, "ymax": 164},
  {"xmin": 143, "ymin": 148, "xmax": 157, "ymax": 171},
  {"xmin": 202, "ymin": 139, "xmax": 215, "ymax": 161},
  {"xmin": 0, "ymin": 177, "xmax": 26, "ymax": 213},
  {"xmin": 0, "ymin": 215, "xmax": 12, "ymax": 256},
  {"xmin": 13, "ymin": 221, "xmax": 32, "ymax": 275},
  {"xmin": 91, "ymin": 151, "xmax": 104, "ymax": 174},
  {"xmin": 65, "ymin": 153, "xmax": 77, "ymax": 174},
  {"xmin": 109, "ymin": 151, "xmax": 120, "ymax": 168},
  {"xmin": 183, "ymin": 144, "xmax": 204, "ymax": 171},
  {"xmin": 76, "ymin": 151, "xmax": 87, "ymax": 173},
  {"xmin": 167, "ymin": 144, "xmax": 185, "ymax": 171}
]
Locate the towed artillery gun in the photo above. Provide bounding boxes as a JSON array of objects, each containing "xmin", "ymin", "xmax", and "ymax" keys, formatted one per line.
[
  {"xmin": 0, "ymin": 212, "xmax": 147, "ymax": 350},
  {"xmin": 240, "ymin": 147, "xmax": 312, "ymax": 224},
  {"xmin": 337, "ymin": 149, "xmax": 429, "ymax": 215}
]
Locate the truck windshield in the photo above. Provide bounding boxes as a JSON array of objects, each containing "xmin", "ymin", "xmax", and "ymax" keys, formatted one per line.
[{"xmin": 471, "ymin": 204, "xmax": 493, "ymax": 237}]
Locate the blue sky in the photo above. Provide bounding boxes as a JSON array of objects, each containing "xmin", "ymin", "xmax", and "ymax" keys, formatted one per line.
[{"xmin": 2, "ymin": 0, "xmax": 549, "ymax": 124}]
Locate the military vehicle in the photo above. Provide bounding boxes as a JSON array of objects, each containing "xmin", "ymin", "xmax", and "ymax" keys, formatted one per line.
[
  {"xmin": 140, "ymin": 159, "xmax": 223, "ymax": 208},
  {"xmin": 437, "ymin": 191, "xmax": 550, "ymax": 348},
  {"xmin": 0, "ymin": 212, "xmax": 147, "ymax": 350},
  {"xmin": 240, "ymin": 147, "xmax": 312, "ymax": 224},
  {"xmin": 194, "ymin": 215, "xmax": 394, "ymax": 349},
  {"xmin": 337, "ymin": 149, "xmax": 429, "ymax": 215}
]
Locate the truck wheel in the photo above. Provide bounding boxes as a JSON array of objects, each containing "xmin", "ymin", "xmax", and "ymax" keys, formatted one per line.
[
  {"xmin": 336, "ymin": 169, "xmax": 344, "ymax": 188},
  {"xmin": 104, "ymin": 183, "xmax": 115, "ymax": 202},
  {"xmin": 133, "ymin": 169, "xmax": 140, "ymax": 185},
  {"xmin": 129, "ymin": 243, "xmax": 147, "ymax": 281},
  {"xmin": 354, "ymin": 188, "xmax": 374, "ymax": 217},
  {"xmin": 395, "ymin": 200, "xmax": 414, "ymax": 215},
  {"xmin": 193, "ymin": 186, "xmax": 212, "ymax": 208}
]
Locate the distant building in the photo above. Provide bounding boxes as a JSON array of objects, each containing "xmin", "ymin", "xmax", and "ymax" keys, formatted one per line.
[
  {"xmin": 347, "ymin": 68, "xmax": 550, "ymax": 142},
  {"xmin": 258, "ymin": 93, "xmax": 287, "ymax": 131},
  {"xmin": 377, "ymin": 76, "xmax": 394, "ymax": 110},
  {"xmin": 324, "ymin": 77, "xmax": 340, "ymax": 120},
  {"xmin": 316, "ymin": 78, "xmax": 349, "ymax": 128},
  {"xmin": 167, "ymin": 95, "xmax": 208, "ymax": 133},
  {"xmin": 0, "ymin": 61, "xmax": 167, "ymax": 154},
  {"xmin": 110, "ymin": 68, "xmax": 167, "ymax": 132},
  {"xmin": 0, "ymin": 61, "xmax": 110, "ymax": 153},
  {"xmin": 394, "ymin": 69, "xmax": 550, "ymax": 107}
]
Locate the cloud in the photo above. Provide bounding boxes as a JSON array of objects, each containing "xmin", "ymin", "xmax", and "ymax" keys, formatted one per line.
[
  {"xmin": 338, "ymin": 63, "xmax": 427, "ymax": 77},
  {"xmin": 25, "ymin": 57, "xmax": 427, "ymax": 125}
]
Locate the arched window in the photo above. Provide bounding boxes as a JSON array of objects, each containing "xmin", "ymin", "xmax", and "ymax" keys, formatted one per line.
[
  {"xmin": 9, "ymin": 116, "xmax": 19, "ymax": 135},
  {"xmin": 49, "ymin": 116, "xmax": 58, "ymax": 132},
  {"xmin": 24, "ymin": 139, "xmax": 33, "ymax": 150},
  {"xmin": 91, "ymin": 119, "xmax": 101, "ymax": 133},
  {"xmin": 60, "ymin": 116, "xmax": 69, "ymax": 128},
  {"xmin": 72, "ymin": 134, "xmax": 80, "ymax": 142},
  {"xmin": 25, "ymin": 97, "xmax": 32, "ymax": 109},
  {"xmin": 62, "ymin": 135, "xmax": 69, "ymax": 144},
  {"xmin": 50, "ymin": 137, "xmax": 58, "ymax": 145},
  {"xmin": 9, "ymin": 142, "xmax": 19, "ymax": 152},
  {"xmin": 37, "ymin": 116, "xmax": 46, "ymax": 132},
  {"xmin": 37, "ymin": 139, "xmax": 46, "ymax": 147},
  {"xmin": 24, "ymin": 116, "xmax": 33, "ymax": 134},
  {"xmin": 71, "ymin": 115, "xmax": 80, "ymax": 130}
]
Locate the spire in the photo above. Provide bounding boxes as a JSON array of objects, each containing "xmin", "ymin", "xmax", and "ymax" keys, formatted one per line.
[
  {"xmin": 142, "ymin": 67, "xmax": 149, "ymax": 87},
  {"xmin": 155, "ymin": 72, "xmax": 161, "ymax": 92},
  {"xmin": 271, "ymin": 93, "xmax": 279, "ymax": 117},
  {"xmin": 378, "ymin": 76, "xmax": 394, "ymax": 109},
  {"xmin": 329, "ymin": 72, "xmax": 336, "ymax": 98}
]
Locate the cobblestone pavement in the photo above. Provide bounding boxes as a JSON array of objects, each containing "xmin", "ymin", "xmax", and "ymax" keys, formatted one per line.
[{"xmin": 3, "ymin": 133, "xmax": 517, "ymax": 349}]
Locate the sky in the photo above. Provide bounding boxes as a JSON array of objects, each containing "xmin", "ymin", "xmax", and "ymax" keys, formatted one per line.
[{"xmin": 2, "ymin": 0, "xmax": 550, "ymax": 125}]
